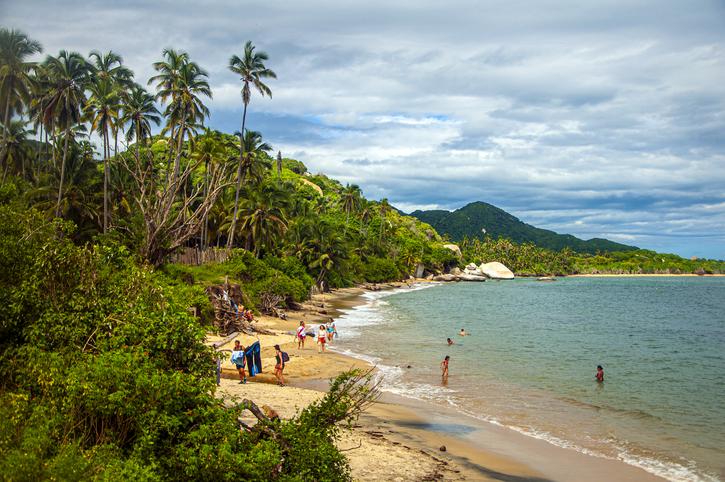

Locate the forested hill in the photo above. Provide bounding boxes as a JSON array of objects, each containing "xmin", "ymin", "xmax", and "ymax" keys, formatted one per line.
[{"xmin": 410, "ymin": 201, "xmax": 637, "ymax": 254}]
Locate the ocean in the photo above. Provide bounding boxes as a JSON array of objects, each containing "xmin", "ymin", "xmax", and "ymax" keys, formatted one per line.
[{"xmin": 330, "ymin": 277, "xmax": 725, "ymax": 482}]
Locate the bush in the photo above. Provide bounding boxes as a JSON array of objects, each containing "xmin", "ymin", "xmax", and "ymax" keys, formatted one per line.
[{"xmin": 362, "ymin": 256, "xmax": 400, "ymax": 283}]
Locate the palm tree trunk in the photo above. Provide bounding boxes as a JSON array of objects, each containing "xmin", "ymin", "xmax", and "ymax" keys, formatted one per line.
[
  {"xmin": 55, "ymin": 126, "xmax": 70, "ymax": 218},
  {"xmin": 227, "ymin": 102, "xmax": 248, "ymax": 248},
  {"xmin": 103, "ymin": 127, "xmax": 109, "ymax": 233},
  {"xmin": 173, "ymin": 119, "xmax": 185, "ymax": 184},
  {"xmin": 0, "ymin": 96, "xmax": 12, "ymax": 179},
  {"xmin": 202, "ymin": 159, "xmax": 209, "ymax": 248}
]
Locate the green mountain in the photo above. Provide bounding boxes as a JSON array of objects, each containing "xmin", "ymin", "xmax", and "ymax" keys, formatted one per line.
[{"xmin": 410, "ymin": 201, "xmax": 637, "ymax": 254}]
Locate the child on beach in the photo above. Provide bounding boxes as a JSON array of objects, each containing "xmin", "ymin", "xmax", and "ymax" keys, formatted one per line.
[
  {"xmin": 441, "ymin": 355, "xmax": 450, "ymax": 380},
  {"xmin": 232, "ymin": 340, "xmax": 246, "ymax": 384},
  {"xmin": 274, "ymin": 344, "xmax": 286, "ymax": 386},
  {"xmin": 596, "ymin": 365, "xmax": 604, "ymax": 382},
  {"xmin": 296, "ymin": 321, "xmax": 306, "ymax": 349},
  {"xmin": 317, "ymin": 324, "xmax": 327, "ymax": 352}
]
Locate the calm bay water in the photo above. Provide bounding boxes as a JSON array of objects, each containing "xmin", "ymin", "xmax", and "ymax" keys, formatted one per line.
[{"xmin": 331, "ymin": 277, "xmax": 725, "ymax": 482}]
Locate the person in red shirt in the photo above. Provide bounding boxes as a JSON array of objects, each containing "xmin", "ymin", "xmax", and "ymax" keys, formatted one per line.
[{"xmin": 596, "ymin": 365, "xmax": 604, "ymax": 382}]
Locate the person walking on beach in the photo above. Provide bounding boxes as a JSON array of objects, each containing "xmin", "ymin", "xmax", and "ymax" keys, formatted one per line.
[
  {"xmin": 296, "ymin": 321, "xmax": 307, "ymax": 350},
  {"xmin": 317, "ymin": 324, "xmax": 327, "ymax": 353},
  {"xmin": 441, "ymin": 355, "xmax": 450, "ymax": 380},
  {"xmin": 596, "ymin": 365, "xmax": 604, "ymax": 382},
  {"xmin": 232, "ymin": 340, "xmax": 246, "ymax": 384},
  {"xmin": 274, "ymin": 344, "xmax": 286, "ymax": 386},
  {"xmin": 326, "ymin": 318, "xmax": 337, "ymax": 342}
]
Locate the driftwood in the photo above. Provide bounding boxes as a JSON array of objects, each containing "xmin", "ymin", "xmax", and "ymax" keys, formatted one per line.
[{"xmin": 205, "ymin": 284, "xmax": 274, "ymax": 335}]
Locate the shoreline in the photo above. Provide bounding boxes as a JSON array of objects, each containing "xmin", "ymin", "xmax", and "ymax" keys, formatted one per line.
[
  {"xmin": 210, "ymin": 282, "xmax": 667, "ymax": 481},
  {"xmin": 567, "ymin": 273, "xmax": 725, "ymax": 277}
]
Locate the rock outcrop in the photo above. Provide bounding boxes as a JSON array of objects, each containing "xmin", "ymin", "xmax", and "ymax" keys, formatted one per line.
[
  {"xmin": 443, "ymin": 244, "xmax": 462, "ymax": 257},
  {"xmin": 479, "ymin": 262, "xmax": 514, "ymax": 279}
]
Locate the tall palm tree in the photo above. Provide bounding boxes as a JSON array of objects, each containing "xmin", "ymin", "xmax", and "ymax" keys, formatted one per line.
[
  {"xmin": 227, "ymin": 41, "xmax": 276, "ymax": 248},
  {"xmin": 122, "ymin": 84, "xmax": 161, "ymax": 162},
  {"xmin": 89, "ymin": 50, "xmax": 134, "ymax": 164},
  {"xmin": 149, "ymin": 49, "xmax": 210, "ymax": 184},
  {"xmin": 0, "ymin": 28, "xmax": 42, "ymax": 172},
  {"xmin": 85, "ymin": 78, "xmax": 120, "ymax": 232},
  {"xmin": 340, "ymin": 183, "xmax": 362, "ymax": 228},
  {"xmin": 40, "ymin": 50, "xmax": 91, "ymax": 217}
]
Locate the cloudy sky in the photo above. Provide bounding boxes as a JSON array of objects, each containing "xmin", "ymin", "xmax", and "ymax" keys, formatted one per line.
[{"xmin": 4, "ymin": 0, "xmax": 725, "ymax": 258}]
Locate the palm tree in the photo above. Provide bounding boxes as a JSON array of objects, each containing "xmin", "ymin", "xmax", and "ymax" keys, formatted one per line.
[
  {"xmin": 276, "ymin": 150, "xmax": 282, "ymax": 179},
  {"xmin": 149, "ymin": 49, "xmax": 211, "ymax": 184},
  {"xmin": 237, "ymin": 130, "xmax": 272, "ymax": 186},
  {"xmin": 238, "ymin": 182, "xmax": 289, "ymax": 255},
  {"xmin": 340, "ymin": 183, "xmax": 362, "ymax": 228},
  {"xmin": 378, "ymin": 198, "xmax": 392, "ymax": 243},
  {"xmin": 0, "ymin": 119, "xmax": 33, "ymax": 181},
  {"xmin": 40, "ymin": 50, "xmax": 91, "ymax": 217},
  {"xmin": 89, "ymin": 50, "xmax": 134, "ymax": 164},
  {"xmin": 85, "ymin": 78, "xmax": 120, "ymax": 232},
  {"xmin": 122, "ymin": 84, "xmax": 161, "ymax": 162},
  {"xmin": 227, "ymin": 41, "xmax": 276, "ymax": 248},
  {"xmin": 0, "ymin": 28, "xmax": 42, "ymax": 171}
]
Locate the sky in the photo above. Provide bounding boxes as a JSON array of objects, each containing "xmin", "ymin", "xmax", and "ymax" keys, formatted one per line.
[{"xmin": 3, "ymin": 0, "xmax": 725, "ymax": 259}]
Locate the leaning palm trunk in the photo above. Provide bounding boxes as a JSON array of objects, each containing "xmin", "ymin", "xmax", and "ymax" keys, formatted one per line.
[
  {"xmin": 55, "ymin": 126, "xmax": 70, "ymax": 218},
  {"xmin": 227, "ymin": 102, "xmax": 248, "ymax": 248}
]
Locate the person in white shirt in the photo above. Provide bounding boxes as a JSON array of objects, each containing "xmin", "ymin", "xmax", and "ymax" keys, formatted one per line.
[{"xmin": 296, "ymin": 321, "xmax": 306, "ymax": 349}]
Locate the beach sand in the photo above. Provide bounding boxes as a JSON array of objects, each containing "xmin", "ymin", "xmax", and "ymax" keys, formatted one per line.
[{"xmin": 209, "ymin": 284, "xmax": 666, "ymax": 481}]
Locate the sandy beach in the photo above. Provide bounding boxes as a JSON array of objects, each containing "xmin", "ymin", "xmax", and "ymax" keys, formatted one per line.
[{"xmin": 209, "ymin": 284, "xmax": 667, "ymax": 481}]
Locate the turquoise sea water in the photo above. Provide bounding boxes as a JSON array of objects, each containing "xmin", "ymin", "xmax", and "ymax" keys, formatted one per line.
[{"xmin": 331, "ymin": 277, "xmax": 725, "ymax": 482}]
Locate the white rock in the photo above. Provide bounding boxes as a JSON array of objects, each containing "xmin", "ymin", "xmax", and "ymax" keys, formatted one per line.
[
  {"xmin": 465, "ymin": 263, "xmax": 478, "ymax": 271},
  {"xmin": 479, "ymin": 262, "xmax": 515, "ymax": 279},
  {"xmin": 458, "ymin": 273, "xmax": 486, "ymax": 282}
]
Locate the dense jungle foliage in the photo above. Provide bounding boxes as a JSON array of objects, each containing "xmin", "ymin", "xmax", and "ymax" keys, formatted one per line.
[{"xmin": 461, "ymin": 236, "xmax": 725, "ymax": 275}]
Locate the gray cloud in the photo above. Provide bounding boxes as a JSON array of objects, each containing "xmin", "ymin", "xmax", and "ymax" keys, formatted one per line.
[{"xmin": 4, "ymin": 0, "xmax": 725, "ymax": 258}]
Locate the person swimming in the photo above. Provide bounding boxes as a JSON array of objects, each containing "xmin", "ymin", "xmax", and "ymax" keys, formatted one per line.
[
  {"xmin": 596, "ymin": 365, "xmax": 604, "ymax": 382},
  {"xmin": 459, "ymin": 328, "xmax": 467, "ymax": 336},
  {"xmin": 447, "ymin": 338, "xmax": 454, "ymax": 345}
]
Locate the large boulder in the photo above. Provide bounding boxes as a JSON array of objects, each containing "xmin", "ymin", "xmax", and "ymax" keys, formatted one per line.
[
  {"xmin": 479, "ymin": 262, "xmax": 514, "ymax": 279},
  {"xmin": 433, "ymin": 274, "xmax": 459, "ymax": 282},
  {"xmin": 449, "ymin": 267, "xmax": 462, "ymax": 276},
  {"xmin": 458, "ymin": 273, "xmax": 486, "ymax": 282},
  {"xmin": 443, "ymin": 244, "xmax": 462, "ymax": 257}
]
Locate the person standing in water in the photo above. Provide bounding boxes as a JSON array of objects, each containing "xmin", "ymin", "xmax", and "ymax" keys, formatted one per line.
[
  {"xmin": 596, "ymin": 365, "xmax": 604, "ymax": 382},
  {"xmin": 441, "ymin": 355, "xmax": 450, "ymax": 380}
]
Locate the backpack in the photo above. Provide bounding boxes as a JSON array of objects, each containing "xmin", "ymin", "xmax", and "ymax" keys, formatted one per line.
[{"xmin": 281, "ymin": 351, "xmax": 290, "ymax": 363}]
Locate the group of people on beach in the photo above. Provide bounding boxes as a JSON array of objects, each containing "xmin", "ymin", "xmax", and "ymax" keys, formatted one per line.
[{"xmin": 296, "ymin": 319, "xmax": 337, "ymax": 352}]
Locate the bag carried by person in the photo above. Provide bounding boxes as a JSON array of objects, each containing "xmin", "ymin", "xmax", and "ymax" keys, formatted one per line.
[{"xmin": 281, "ymin": 351, "xmax": 290, "ymax": 363}]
